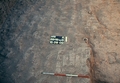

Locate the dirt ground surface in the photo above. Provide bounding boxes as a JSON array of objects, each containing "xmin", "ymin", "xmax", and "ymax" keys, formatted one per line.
[
  {"xmin": 0, "ymin": 0, "xmax": 120, "ymax": 83},
  {"xmin": 0, "ymin": 0, "xmax": 16, "ymax": 28}
]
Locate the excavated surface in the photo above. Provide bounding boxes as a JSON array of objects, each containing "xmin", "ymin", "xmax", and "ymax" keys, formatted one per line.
[{"xmin": 0, "ymin": 0, "xmax": 120, "ymax": 83}]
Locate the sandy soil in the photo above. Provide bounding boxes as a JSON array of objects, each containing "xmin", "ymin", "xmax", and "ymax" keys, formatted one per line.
[{"xmin": 0, "ymin": 0, "xmax": 120, "ymax": 83}]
